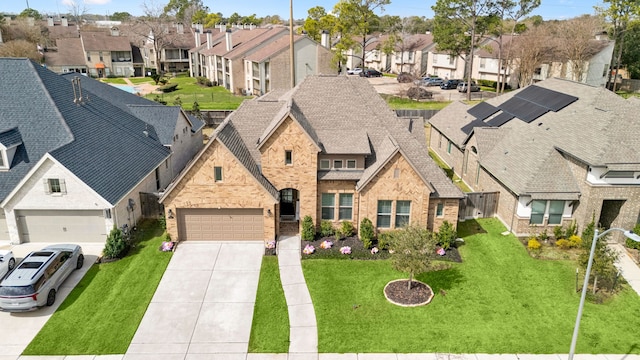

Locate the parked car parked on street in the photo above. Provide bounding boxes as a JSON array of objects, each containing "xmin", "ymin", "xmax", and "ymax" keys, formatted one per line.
[
  {"xmin": 440, "ymin": 79, "xmax": 461, "ymax": 90},
  {"xmin": 347, "ymin": 68, "xmax": 363, "ymax": 75},
  {"xmin": 360, "ymin": 69, "xmax": 383, "ymax": 77},
  {"xmin": 457, "ymin": 81, "xmax": 481, "ymax": 92},
  {"xmin": 0, "ymin": 244, "xmax": 84, "ymax": 312},
  {"xmin": 0, "ymin": 250, "xmax": 15, "ymax": 280}
]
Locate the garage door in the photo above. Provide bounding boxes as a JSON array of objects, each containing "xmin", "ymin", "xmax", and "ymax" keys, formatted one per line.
[
  {"xmin": 178, "ymin": 208, "xmax": 263, "ymax": 241},
  {"xmin": 16, "ymin": 210, "xmax": 107, "ymax": 243}
]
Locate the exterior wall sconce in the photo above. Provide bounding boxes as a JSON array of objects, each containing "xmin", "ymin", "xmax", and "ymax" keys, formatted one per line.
[
  {"xmin": 267, "ymin": 209, "xmax": 272, "ymax": 217},
  {"xmin": 167, "ymin": 209, "xmax": 174, "ymax": 219}
]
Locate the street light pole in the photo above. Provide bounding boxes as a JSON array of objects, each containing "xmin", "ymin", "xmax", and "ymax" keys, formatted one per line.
[{"xmin": 568, "ymin": 227, "xmax": 640, "ymax": 360}]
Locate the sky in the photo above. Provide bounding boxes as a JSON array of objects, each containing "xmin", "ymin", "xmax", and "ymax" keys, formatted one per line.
[{"xmin": 3, "ymin": 0, "xmax": 603, "ymax": 21}]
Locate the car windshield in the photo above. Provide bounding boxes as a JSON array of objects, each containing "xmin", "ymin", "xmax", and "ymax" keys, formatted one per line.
[{"xmin": 0, "ymin": 285, "xmax": 36, "ymax": 297}]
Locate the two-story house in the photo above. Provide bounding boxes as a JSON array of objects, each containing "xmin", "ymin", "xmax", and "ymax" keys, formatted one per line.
[
  {"xmin": 429, "ymin": 77, "xmax": 640, "ymax": 241},
  {"xmin": 159, "ymin": 76, "xmax": 463, "ymax": 242},
  {"xmin": 0, "ymin": 58, "xmax": 203, "ymax": 245},
  {"xmin": 81, "ymin": 28, "xmax": 135, "ymax": 77}
]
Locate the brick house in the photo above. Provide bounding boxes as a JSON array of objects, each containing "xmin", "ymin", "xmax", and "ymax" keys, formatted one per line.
[
  {"xmin": 160, "ymin": 76, "xmax": 463, "ymax": 242},
  {"xmin": 429, "ymin": 77, "xmax": 640, "ymax": 241}
]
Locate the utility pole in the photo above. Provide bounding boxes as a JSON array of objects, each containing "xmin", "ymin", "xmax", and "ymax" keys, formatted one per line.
[{"xmin": 289, "ymin": 0, "xmax": 295, "ymax": 88}]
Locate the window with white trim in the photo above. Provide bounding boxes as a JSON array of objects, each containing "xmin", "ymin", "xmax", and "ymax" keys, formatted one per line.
[
  {"xmin": 104, "ymin": 209, "xmax": 112, "ymax": 219},
  {"xmin": 395, "ymin": 200, "xmax": 411, "ymax": 226},
  {"xmin": 377, "ymin": 200, "xmax": 392, "ymax": 228},
  {"xmin": 339, "ymin": 194, "xmax": 353, "ymax": 220},
  {"xmin": 436, "ymin": 202, "xmax": 444, "ymax": 217},
  {"xmin": 320, "ymin": 159, "xmax": 330, "ymax": 169},
  {"xmin": 321, "ymin": 193, "xmax": 335, "ymax": 220},
  {"xmin": 346, "ymin": 160, "xmax": 356, "ymax": 169},
  {"xmin": 44, "ymin": 178, "xmax": 66, "ymax": 195}
]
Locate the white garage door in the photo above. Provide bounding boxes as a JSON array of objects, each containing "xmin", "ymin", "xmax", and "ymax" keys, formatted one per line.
[
  {"xmin": 16, "ymin": 210, "xmax": 107, "ymax": 243},
  {"xmin": 178, "ymin": 208, "xmax": 263, "ymax": 241}
]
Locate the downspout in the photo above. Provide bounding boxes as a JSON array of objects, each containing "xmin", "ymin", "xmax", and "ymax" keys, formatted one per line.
[{"xmin": 509, "ymin": 194, "xmax": 517, "ymax": 233}]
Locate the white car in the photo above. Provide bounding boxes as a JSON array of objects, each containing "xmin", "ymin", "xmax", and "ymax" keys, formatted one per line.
[
  {"xmin": 0, "ymin": 250, "xmax": 15, "ymax": 280},
  {"xmin": 347, "ymin": 67, "xmax": 363, "ymax": 75}
]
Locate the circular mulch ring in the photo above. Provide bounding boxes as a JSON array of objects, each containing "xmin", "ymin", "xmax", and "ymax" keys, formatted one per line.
[{"xmin": 384, "ymin": 279, "xmax": 434, "ymax": 307}]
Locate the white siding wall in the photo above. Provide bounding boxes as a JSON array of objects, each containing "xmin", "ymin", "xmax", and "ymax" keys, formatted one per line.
[{"xmin": 167, "ymin": 113, "xmax": 203, "ymax": 187}]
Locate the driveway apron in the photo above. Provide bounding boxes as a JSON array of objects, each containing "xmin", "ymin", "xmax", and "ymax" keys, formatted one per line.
[{"xmin": 126, "ymin": 241, "xmax": 264, "ymax": 360}]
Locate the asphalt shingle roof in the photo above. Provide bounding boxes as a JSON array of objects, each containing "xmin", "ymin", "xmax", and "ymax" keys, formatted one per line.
[{"xmin": 0, "ymin": 58, "xmax": 170, "ymax": 205}]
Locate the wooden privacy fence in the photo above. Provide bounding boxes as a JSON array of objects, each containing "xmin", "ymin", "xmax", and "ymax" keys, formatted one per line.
[{"xmin": 459, "ymin": 192, "xmax": 499, "ymax": 220}]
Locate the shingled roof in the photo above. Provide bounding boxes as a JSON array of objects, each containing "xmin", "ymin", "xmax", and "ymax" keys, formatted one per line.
[
  {"xmin": 456, "ymin": 77, "xmax": 640, "ymax": 198},
  {"xmin": 0, "ymin": 58, "xmax": 170, "ymax": 205}
]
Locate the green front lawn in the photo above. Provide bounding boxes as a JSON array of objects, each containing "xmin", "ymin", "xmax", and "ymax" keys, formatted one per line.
[
  {"xmin": 303, "ymin": 218, "xmax": 640, "ymax": 354},
  {"xmin": 249, "ymin": 256, "xmax": 290, "ymax": 352},
  {"xmin": 129, "ymin": 77, "xmax": 153, "ymax": 84},
  {"xmin": 383, "ymin": 95, "xmax": 451, "ymax": 110},
  {"xmin": 144, "ymin": 77, "xmax": 251, "ymax": 110},
  {"xmin": 100, "ymin": 77, "xmax": 127, "ymax": 84},
  {"xmin": 23, "ymin": 220, "xmax": 172, "ymax": 355}
]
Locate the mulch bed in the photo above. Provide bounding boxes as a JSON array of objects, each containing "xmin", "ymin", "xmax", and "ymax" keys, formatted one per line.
[{"xmin": 384, "ymin": 279, "xmax": 434, "ymax": 306}]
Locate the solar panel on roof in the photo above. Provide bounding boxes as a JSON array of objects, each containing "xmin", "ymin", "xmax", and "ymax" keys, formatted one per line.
[
  {"xmin": 498, "ymin": 97, "xmax": 549, "ymax": 123},
  {"xmin": 515, "ymin": 85, "xmax": 578, "ymax": 112},
  {"xmin": 486, "ymin": 112, "xmax": 515, "ymax": 127},
  {"xmin": 460, "ymin": 119, "xmax": 490, "ymax": 135},
  {"xmin": 467, "ymin": 101, "xmax": 499, "ymax": 120}
]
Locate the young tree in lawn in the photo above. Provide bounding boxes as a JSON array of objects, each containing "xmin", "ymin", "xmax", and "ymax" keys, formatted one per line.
[
  {"xmin": 579, "ymin": 219, "xmax": 619, "ymax": 294},
  {"xmin": 391, "ymin": 224, "xmax": 437, "ymax": 290}
]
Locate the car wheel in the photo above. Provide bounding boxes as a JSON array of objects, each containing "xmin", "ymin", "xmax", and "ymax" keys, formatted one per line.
[
  {"xmin": 8, "ymin": 257, "xmax": 15, "ymax": 271},
  {"xmin": 76, "ymin": 254, "xmax": 84, "ymax": 270},
  {"xmin": 46, "ymin": 289, "xmax": 56, "ymax": 306}
]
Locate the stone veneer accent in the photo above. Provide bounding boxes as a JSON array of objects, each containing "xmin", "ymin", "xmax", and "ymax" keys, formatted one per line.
[{"xmin": 162, "ymin": 139, "xmax": 277, "ymax": 242}]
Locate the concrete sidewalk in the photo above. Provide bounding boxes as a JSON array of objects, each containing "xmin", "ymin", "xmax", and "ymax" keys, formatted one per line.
[
  {"xmin": 125, "ymin": 241, "xmax": 264, "ymax": 359},
  {"xmin": 612, "ymin": 243, "xmax": 640, "ymax": 295},
  {"xmin": 277, "ymin": 235, "xmax": 318, "ymax": 354}
]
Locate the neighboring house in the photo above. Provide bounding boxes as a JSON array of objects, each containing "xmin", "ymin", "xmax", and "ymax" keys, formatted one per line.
[
  {"xmin": 160, "ymin": 76, "xmax": 463, "ymax": 242},
  {"xmin": 80, "ymin": 29, "xmax": 134, "ymax": 77},
  {"xmin": 471, "ymin": 35, "xmax": 515, "ymax": 85},
  {"xmin": 243, "ymin": 33, "xmax": 334, "ymax": 95},
  {"xmin": 0, "ymin": 58, "xmax": 203, "ymax": 245},
  {"xmin": 425, "ymin": 51, "xmax": 466, "ymax": 80},
  {"xmin": 191, "ymin": 26, "xmax": 333, "ymax": 95},
  {"xmin": 142, "ymin": 23, "xmax": 198, "ymax": 73},
  {"xmin": 43, "ymin": 37, "xmax": 88, "ymax": 74},
  {"xmin": 388, "ymin": 34, "xmax": 435, "ymax": 75},
  {"xmin": 429, "ymin": 77, "xmax": 640, "ymax": 241}
]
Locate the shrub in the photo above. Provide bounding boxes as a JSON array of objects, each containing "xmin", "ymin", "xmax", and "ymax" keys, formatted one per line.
[
  {"xmin": 196, "ymin": 76, "xmax": 208, "ymax": 85},
  {"xmin": 437, "ymin": 220, "xmax": 457, "ymax": 250},
  {"xmin": 537, "ymin": 229, "xmax": 549, "ymax": 242},
  {"xmin": 334, "ymin": 228, "xmax": 344, "ymax": 241},
  {"xmin": 341, "ymin": 221, "xmax": 355, "ymax": 237},
  {"xmin": 378, "ymin": 230, "xmax": 399, "ymax": 250},
  {"xmin": 407, "ymin": 86, "xmax": 433, "ymax": 100},
  {"xmin": 173, "ymin": 96, "xmax": 182, "ymax": 107},
  {"xmin": 627, "ymin": 237, "xmax": 640, "ymax": 250},
  {"xmin": 553, "ymin": 226, "xmax": 564, "ymax": 240},
  {"xmin": 556, "ymin": 239, "xmax": 571, "ymax": 250},
  {"xmin": 397, "ymin": 72, "xmax": 414, "ymax": 83},
  {"xmin": 568, "ymin": 235, "xmax": 582, "ymax": 248},
  {"xmin": 103, "ymin": 225, "xmax": 127, "ymax": 259},
  {"xmin": 527, "ymin": 238, "xmax": 541, "ymax": 250},
  {"xmin": 359, "ymin": 217, "xmax": 374, "ymax": 246},
  {"xmin": 565, "ymin": 221, "xmax": 578, "ymax": 238},
  {"xmin": 301, "ymin": 215, "xmax": 315, "ymax": 241},
  {"xmin": 153, "ymin": 95, "xmax": 167, "ymax": 105},
  {"xmin": 159, "ymin": 215, "xmax": 166, "ymax": 231},
  {"xmin": 159, "ymin": 83, "xmax": 178, "ymax": 93},
  {"xmin": 320, "ymin": 220, "xmax": 334, "ymax": 237}
]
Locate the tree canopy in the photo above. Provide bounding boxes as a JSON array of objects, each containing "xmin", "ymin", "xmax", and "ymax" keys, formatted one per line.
[{"xmin": 18, "ymin": 8, "xmax": 42, "ymax": 20}]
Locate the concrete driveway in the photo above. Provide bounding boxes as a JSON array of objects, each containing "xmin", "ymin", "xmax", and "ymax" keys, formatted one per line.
[
  {"xmin": 0, "ymin": 242, "xmax": 104, "ymax": 358},
  {"xmin": 125, "ymin": 241, "xmax": 264, "ymax": 360}
]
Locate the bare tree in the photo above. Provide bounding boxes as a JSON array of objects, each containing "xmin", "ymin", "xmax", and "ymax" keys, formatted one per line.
[
  {"xmin": 65, "ymin": 0, "xmax": 89, "ymax": 27},
  {"xmin": 553, "ymin": 15, "xmax": 606, "ymax": 83},
  {"xmin": 0, "ymin": 39, "xmax": 42, "ymax": 60},
  {"xmin": 509, "ymin": 24, "xmax": 553, "ymax": 87},
  {"xmin": 133, "ymin": 0, "xmax": 177, "ymax": 74}
]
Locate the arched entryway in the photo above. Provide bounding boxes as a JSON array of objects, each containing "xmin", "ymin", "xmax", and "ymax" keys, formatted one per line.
[{"xmin": 279, "ymin": 188, "xmax": 299, "ymax": 234}]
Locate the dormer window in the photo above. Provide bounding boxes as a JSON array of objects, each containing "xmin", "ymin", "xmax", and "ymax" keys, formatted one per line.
[{"xmin": 0, "ymin": 127, "xmax": 23, "ymax": 171}]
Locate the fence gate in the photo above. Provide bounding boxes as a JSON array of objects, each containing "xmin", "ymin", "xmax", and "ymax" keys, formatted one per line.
[
  {"xmin": 140, "ymin": 192, "xmax": 164, "ymax": 219},
  {"xmin": 459, "ymin": 192, "xmax": 499, "ymax": 220}
]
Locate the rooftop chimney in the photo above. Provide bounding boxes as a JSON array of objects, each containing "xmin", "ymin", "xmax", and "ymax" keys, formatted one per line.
[
  {"xmin": 194, "ymin": 28, "xmax": 200, "ymax": 46},
  {"xmin": 220, "ymin": 23, "xmax": 227, "ymax": 32},
  {"xmin": 177, "ymin": 22, "xmax": 184, "ymax": 34},
  {"xmin": 205, "ymin": 30, "xmax": 212, "ymax": 49},
  {"xmin": 47, "ymin": 16, "xmax": 54, "ymax": 27},
  {"xmin": 321, "ymin": 30, "xmax": 330, "ymax": 49},
  {"xmin": 61, "ymin": 16, "xmax": 68, "ymax": 27},
  {"xmin": 225, "ymin": 29, "xmax": 232, "ymax": 51}
]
